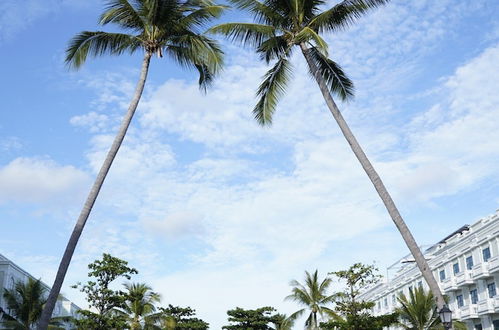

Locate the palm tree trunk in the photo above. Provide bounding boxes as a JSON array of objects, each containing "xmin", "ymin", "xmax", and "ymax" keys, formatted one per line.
[
  {"xmin": 38, "ymin": 51, "xmax": 153, "ymax": 330},
  {"xmin": 299, "ymin": 43, "xmax": 446, "ymax": 310}
]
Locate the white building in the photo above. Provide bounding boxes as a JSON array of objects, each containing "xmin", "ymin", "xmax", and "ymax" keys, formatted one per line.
[
  {"xmin": 359, "ymin": 210, "xmax": 499, "ymax": 330},
  {"xmin": 0, "ymin": 253, "xmax": 79, "ymax": 329}
]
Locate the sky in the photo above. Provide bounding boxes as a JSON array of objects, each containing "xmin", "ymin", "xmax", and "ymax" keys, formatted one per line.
[{"xmin": 1, "ymin": 0, "xmax": 499, "ymax": 328}]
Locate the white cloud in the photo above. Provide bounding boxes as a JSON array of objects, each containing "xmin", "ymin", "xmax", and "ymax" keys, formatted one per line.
[{"xmin": 0, "ymin": 157, "xmax": 90, "ymax": 204}]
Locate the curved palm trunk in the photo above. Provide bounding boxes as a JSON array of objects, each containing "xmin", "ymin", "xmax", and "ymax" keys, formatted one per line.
[
  {"xmin": 38, "ymin": 51, "xmax": 153, "ymax": 330},
  {"xmin": 299, "ymin": 43, "xmax": 446, "ymax": 311}
]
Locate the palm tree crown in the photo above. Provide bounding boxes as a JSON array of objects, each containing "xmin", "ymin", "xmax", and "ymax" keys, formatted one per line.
[
  {"xmin": 285, "ymin": 270, "xmax": 336, "ymax": 329},
  {"xmin": 210, "ymin": 0, "xmax": 387, "ymax": 124},
  {"xmin": 2, "ymin": 278, "xmax": 46, "ymax": 329},
  {"xmin": 121, "ymin": 282, "xmax": 161, "ymax": 330},
  {"xmin": 67, "ymin": 0, "xmax": 225, "ymax": 89}
]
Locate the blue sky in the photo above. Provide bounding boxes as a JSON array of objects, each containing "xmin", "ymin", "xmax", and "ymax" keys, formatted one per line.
[{"xmin": 1, "ymin": 0, "xmax": 499, "ymax": 327}]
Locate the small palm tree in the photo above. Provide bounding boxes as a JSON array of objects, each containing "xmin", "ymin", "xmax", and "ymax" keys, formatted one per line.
[
  {"xmin": 2, "ymin": 278, "xmax": 46, "ymax": 329},
  {"xmin": 120, "ymin": 283, "xmax": 161, "ymax": 330},
  {"xmin": 273, "ymin": 313, "xmax": 295, "ymax": 330},
  {"xmin": 210, "ymin": 0, "xmax": 446, "ymax": 310},
  {"xmin": 285, "ymin": 270, "xmax": 337, "ymax": 329},
  {"xmin": 40, "ymin": 1, "xmax": 225, "ymax": 327},
  {"xmin": 396, "ymin": 288, "xmax": 466, "ymax": 330}
]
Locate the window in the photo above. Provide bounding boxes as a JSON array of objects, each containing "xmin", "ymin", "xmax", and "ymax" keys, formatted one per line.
[
  {"xmin": 384, "ymin": 298, "xmax": 388, "ymax": 308},
  {"xmin": 392, "ymin": 295, "xmax": 396, "ymax": 304},
  {"xmin": 483, "ymin": 247, "xmax": 492, "ymax": 262},
  {"xmin": 439, "ymin": 270, "xmax": 446, "ymax": 281},
  {"xmin": 457, "ymin": 294, "xmax": 464, "ymax": 307},
  {"xmin": 476, "ymin": 324, "xmax": 483, "ymax": 330},
  {"xmin": 488, "ymin": 283, "xmax": 497, "ymax": 298},
  {"xmin": 408, "ymin": 285, "xmax": 413, "ymax": 293},
  {"xmin": 453, "ymin": 262, "xmax": 460, "ymax": 274},
  {"xmin": 470, "ymin": 289, "xmax": 478, "ymax": 304},
  {"xmin": 466, "ymin": 256, "xmax": 474, "ymax": 270},
  {"xmin": 418, "ymin": 281, "xmax": 423, "ymax": 289}
]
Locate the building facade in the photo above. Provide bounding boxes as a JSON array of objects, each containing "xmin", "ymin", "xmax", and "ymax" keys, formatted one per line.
[
  {"xmin": 0, "ymin": 253, "xmax": 79, "ymax": 329},
  {"xmin": 359, "ymin": 210, "xmax": 499, "ymax": 330}
]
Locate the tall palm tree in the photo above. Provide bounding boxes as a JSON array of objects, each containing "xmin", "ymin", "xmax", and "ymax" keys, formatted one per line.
[
  {"xmin": 39, "ymin": 0, "xmax": 225, "ymax": 328},
  {"xmin": 396, "ymin": 288, "xmax": 466, "ymax": 330},
  {"xmin": 209, "ymin": 0, "xmax": 446, "ymax": 311},
  {"xmin": 285, "ymin": 270, "xmax": 337, "ymax": 329},
  {"xmin": 120, "ymin": 283, "xmax": 161, "ymax": 330}
]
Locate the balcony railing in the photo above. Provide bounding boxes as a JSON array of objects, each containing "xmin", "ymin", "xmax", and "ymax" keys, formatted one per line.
[
  {"xmin": 455, "ymin": 270, "xmax": 474, "ymax": 286},
  {"xmin": 441, "ymin": 277, "xmax": 458, "ymax": 292},
  {"xmin": 459, "ymin": 305, "xmax": 478, "ymax": 319},
  {"xmin": 488, "ymin": 256, "xmax": 499, "ymax": 273},
  {"xmin": 472, "ymin": 263, "xmax": 490, "ymax": 279},
  {"xmin": 477, "ymin": 299, "xmax": 494, "ymax": 315}
]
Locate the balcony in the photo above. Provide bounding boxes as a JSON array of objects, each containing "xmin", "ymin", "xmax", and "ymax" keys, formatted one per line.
[
  {"xmin": 489, "ymin": 256, "xmax": 499, "ymax": 273},
  {"xmin": 477, "ymin": 299, "xmax": 495, "ymax": 315},
  {"xmin": 455, "ymin": 271, "xmax": 474, "ymax": 286},
  {"xmin": 441, "ymin": 277, "xmax": 458, "ymax": 292},
  {"xmin": 472, "ymin": 263, "xmax": 490, "ymax": 279},
  {"xmin": 459, "ymin": 305, "xmax": 478, "ymax": 320}
]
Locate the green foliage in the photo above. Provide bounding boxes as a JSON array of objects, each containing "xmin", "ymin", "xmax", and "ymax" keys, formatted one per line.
[
  {"xmin": 222, "ymin": 306, "xmax": 280, "ymax": 330},
  {"xmin": 66, "ymin": 0, "xmax": 226, "ymax": 90},
  {"xmin": 320, "ymin": 263, "xmax": 397, "ymax": 330},
  {"xmin": 119, "ymin": 283, "xmax": 161, "ymax": 330},
  {"xmin": 157, "ymin": 305, "xmax": 209, "ymax": 329},
  {"xmin": 2, "ymin": 278, "xmax": 46, "ymax": 329},
  {"xmin": 72, "ymin": 253, "xmax": 138, "ymax": 330},
  {"xmin": 285, "ymin": 270, "xmax": 337, "ymax": 329},
  {"xmin": 396, "ymin": 287, "xmax": 467, "ymax": 330},
  {"xmin": 210, "ymin": 0, "xmax": 389, "ymax": 124}
]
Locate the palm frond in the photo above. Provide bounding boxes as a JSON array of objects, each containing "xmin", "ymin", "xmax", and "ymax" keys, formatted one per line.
[
  {"xmin": 305, "ymin": 46, "xmax": 354, "ymax": 101},
  {"xmin": 227, "ymin": 0, "xmax": 285, "ymax": 26},
  {"xmin": 65, "ymin": 31, "xmax": 142, "ymax": 69},
  {"xmin": 256, "ymin": 35, "xmax": 290, "ymax": 63},
  {"xmin": 99, "ymin": 0, "xmax": 145, "ymax": 31},
  {"xmin": 179, "ymin": 5, "xmax": 228, "ymax": 29},
  {"xmin": 295, "ymin": 27, "xmax": 328, "ymax": 56},
  {"xmin": 253, "ymin": 57, "xmax": 292, "ymax": 125},
  {"xmin": 308, "ymin": 0, "xmax": 389, "ymax": 33},
  {"xmin": 208, "ymin": 23, "xmax": 276, "ymax": 47}
]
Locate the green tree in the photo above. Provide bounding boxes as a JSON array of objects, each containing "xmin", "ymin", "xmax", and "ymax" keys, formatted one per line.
[
  {"xmin": 119, "ymin": 283, "xmax": 161, "ymax": 330},
  {"xmin": 396, "ymin": 288, "xmax": 466, "ymax": 330},
  {"xmin": 155, "ymin": 305, "xmax": 209, "ymax": 329},
  {"xmin": 72, "ymin": 253, "xmax": 138, "ymax": 330},
  {"xmin": 1, "ymin": 278, "xmax": 64, "ymax": 330},
  {"xmin": 321, "ymin": 263, "xmax": 398, "ymax": 330},
  {"xmin": 273, "ymin": 313, "xmax": 295, "ymax": 330},
  {"xmin": 210, "ymin": 0, "xmax": 446, "ymax": 312},
  {"xmin": 223, "ymin": 307, "xmax": 280, "ymax": 330},
  {"xmin": 285, "ymin": 270, "xmax": 337, "ymax": 329},
  {"xmin": 40, "ymin": 0, "xmax": 225, "ymax": 326}
]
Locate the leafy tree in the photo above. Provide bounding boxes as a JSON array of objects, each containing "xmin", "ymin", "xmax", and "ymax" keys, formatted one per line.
[
  {"xmin": 210, "ymin": 0, "xmax": 446, "ymax": 311},
  {"xmin": 40, "ymin": 0, "xmax": 225, "ymax": 326},
  {"xmin": 72, "ymin": 253, "xmax": 138, "ymax": 330},
  {"xmin": 223, "ymin": 307, "xmax": 280, "ymax": 330},
  {"xmin": 119, "ymin": 283, "xmax": 161, "ymax": 330},
  {"xmin": 320, "ymin": 263, "xmax": 398, "ymax": 330},
  {"xmin": 285, "ymin": 270, "xmax": 337, "ymax": 329},
  {"xmin": 396, "ymin": 288, "xmax": 466, "ymax": 330},
  {"xmin": 1, "ymin": 278, "xmax": 64, "ymax": 330},
  {"xmin": 156, "ymin": 305, "xmax": 209, "ymax": 329}
]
